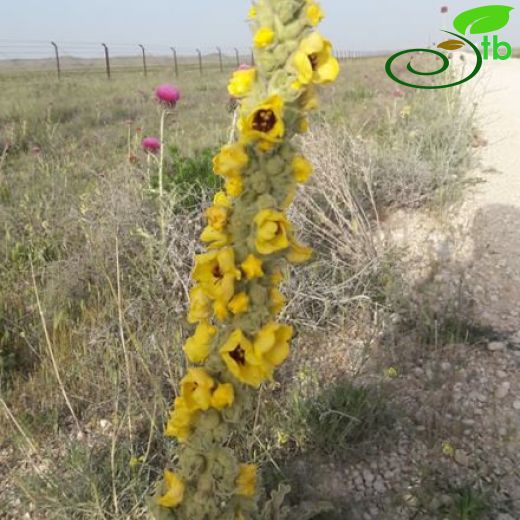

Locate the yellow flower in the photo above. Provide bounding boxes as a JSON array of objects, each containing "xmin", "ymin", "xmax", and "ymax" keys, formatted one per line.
[
  {"xmin": 157, "ymin": 469, "xmax": 185, "ymax": 508},
  {"xmin": 228, "ymin": 292, "xmax": 250, "ymax": 315},
  {"xmin": 220, "ymin": 330, "xmax": 265, "ymax": 387},
  {"xmin": 213, "ymin": 143, "xmax": 249, "ymax": 178},
  {"xmin": 292, "ymin": 155, "xmax": 313, "ymax": 183},
  {"xmin": 226, "ymin": 176, "xmax": 244, "ymax": 197},
  {"xmin": 181, "ymin": 368, "xmax": 216, "ymax": 411},
  {"xmin": 442, "ymin": 441, "xmax": 455, "ymax": 457},
  {"xmin": 187, "ymin": 286, "xmax": 212, "ymax": 324},
  {"xmin": 254, "ymin": 322, "xmax": 292, "ymax": 379},
  {"xmin": 248, "ymin": 5, "xmax": 257, "ymax": 19},
  {"xmin": 287, "ymin": 237, "xmax": 313, "ymax": 264},
  {"xmin": 292, "ymin": 32, "xmax": 339, "ymax": 86},
  {"xmin": 385, "ymin": 367, "xmax": 398, "ymax": 378},
  {"xmin": 239, "ymin": 95, "xmax": 284, "ymax": 150},
  {"xmin": 228, "ymin": 68, "xmax": 256, "ymax": 98},
  {"xmin": 165, "ymin": 396, "xmax": 198, "ymax": 442},
  {"xmin": 200, "ymin": 225, "xmax": 231, "ymax": 249},
  {"xmin": 269, "ymin": 287, "xmax": 286, "ymax": 315},
  {"xmin": 214, "ymin": 190, "xmax": 232, "ymax": 208},
  {"xmin": 241, "ymin": 254, "xmax": 264, "ymax": 280},
  {"xmin": 206, "ymin": 205, "xmax": 229, "ymax": 231},
  {"xmin": 214, "ymin": 299, "xmax": 229, "ymax": 322},
  {"xmin": 193, "ymin": 247, "xmax": 241, "ymax": 303},
  {"xmin": 306, "ymin": 1, "xmax": 324, "ymax": 26},
  {"xmin": 211, "ymin": 383, "xmax": 235, "ymax": 409},
  {"xmin": 254, "ymin": 27, "xmax": 274, "ymax": 48},
  {"xmin": 183, "ymin": 321, "xmax": 216, "ymax": 364},
  {"xmin": 299, "ymin": 87, "xmax": 319, "ymax": 111},
  {"xmin": 236, "ymin": 464, "xmax": 257, "ymax": 497},
  {"xmin": 254, "ymin": 209, "xmax": 291, "ymax": 255},
  {"xmin": 270, "ymin": 269, "xmax": 284, "ymax": 285}
]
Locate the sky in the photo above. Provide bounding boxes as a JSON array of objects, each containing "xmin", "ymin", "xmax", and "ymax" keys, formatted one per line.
[{"xmin": 0, "ymin": 0, "xmax": 519, "ymax": 59}]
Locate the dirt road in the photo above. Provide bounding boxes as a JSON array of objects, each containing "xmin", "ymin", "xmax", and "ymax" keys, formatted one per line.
[{"xmin": 460, "ymin": 55, "xmax": 520, "ymax": 334}]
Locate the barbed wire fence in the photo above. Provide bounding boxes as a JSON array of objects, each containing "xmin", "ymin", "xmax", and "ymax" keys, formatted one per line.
[{"xmin": 0, "ymin": 40, "xmax": 388, "ymax": 78}]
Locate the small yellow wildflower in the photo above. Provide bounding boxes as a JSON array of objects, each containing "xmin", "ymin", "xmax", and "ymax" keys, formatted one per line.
[
  {"xmin": 253, "ymin": 27, "xmax": 275, "ymax": 48},
  {"xmin": 211, "ymin": 383, "xmax": 235, "ymax": 409},
  {"xmin": 306, "ymin": 1, "xmax": 324, "ymax": 26},
  {"xmin": 214, "ymin": 299, "xmax": 230, "ymax": 322},
  {"xmin": 220, "ymin": 330, "xmax": 265, "ymax": 387},
  {"xmin": 206, "ymin": 205, "xmax": 229, "ymax": 231},
  {"xmin": 247, "ymin": 5, "xmax": 257, "ymax": 19},
  {"xmin": 385, "ymin": 367, "xmax": 398, "ymax": 378},
  {"xmin": 165, "ymin": 396, "xmax": 198, "ymax": 442},
  {"xmin": 226, "ymin": 176, "xmax": 244, "ymax": 197},
  {"xmin": 254, "ymin": 322, "xmax": 292, "ymax": 379},
  {"xmin": 239, "ymin": 95, "xmax": 285, "ymax": 150},
  {"xmin": 213, "ymin": 190, "xmax": 232, "ymax": 208},
  {"xmin": 292, "ymin": 155, "xmax": 313, "ymax": 183},
  {"xmin": 269, "ymin": 287, "xmax": 286, "ymax": 315},
  {"xmin": 286, "ymin": 237, "xmax": 313, "ymax": 264},
  {"xmin": 187, "ymin": 285, "xmax": 212, "ymax": 324},
  {"xmin": 236, "ymin": 464, "xmax": 257, "ymax": 497},
  {"xmin": 200, "ymin": 226, "xmax": 231, "ymax": 249},
  {"xmin": 254, "ymin": 209, "xmax": 291, "ymax": 255},
  {"xmin": 193, "ymin": 247, "xmax": 241, "ymax": 303},
  {"xmin": 241, "ymin": 254, "xmax": 264, "ymax": 280},
  {"xmin": 213, "ymin": 143, "xmax": 249, "ymax": 178},
  {"xmin": 228, "ymin": 68, "xmax": 256, "ymax": 98},
  {"xmin": 442, "ymin": 441, "xmax": 455, "ymax": 457},
  {"xmin": 157, "ymin": 469, "xmax": 185, "ymax": 508},
  {"xmin": 183, "ymin": 321, "xmax": 217, "ymax": 364},
  {"xmin": 292, "ymin": 32, "xmax": 339, "ymax": 87},
  {"xmin": 228, "ymin": 292, "xmax": 250, "ymax": 315},
  {"xmin": 181, "ymin": 368, "xmax": 215, "ymax": 411}
]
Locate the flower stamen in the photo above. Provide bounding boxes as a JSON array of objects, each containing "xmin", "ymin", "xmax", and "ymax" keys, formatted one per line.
[{"xmin": 252, "ymin": 109, "xmax": 276, "ymax": 133}]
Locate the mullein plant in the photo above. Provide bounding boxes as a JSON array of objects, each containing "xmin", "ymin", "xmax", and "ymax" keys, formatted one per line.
[{"xmin": 152, "ymin": 1, "xmax": 338, "ymax": 518}]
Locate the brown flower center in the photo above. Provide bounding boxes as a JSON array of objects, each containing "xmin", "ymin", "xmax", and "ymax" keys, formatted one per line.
[
  {"xmin": 252, "ymin": 109, "xmax": 276, "ymax": 133},
  {"xmin": 229, "ymin": 344, "xmax": 246, "ymax": 366},
  {"xmin": 212, "ymin": 264, "xmax": 223, "ymax": 279},
  {"xmin": 308, "ymin": 53, "xmax": 319, "ymax": 71}
]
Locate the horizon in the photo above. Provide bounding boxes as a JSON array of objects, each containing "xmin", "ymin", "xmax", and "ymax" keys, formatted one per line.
[{"xmin": 1, "ymin": 0, "xmax": 518, "ymax": 61}]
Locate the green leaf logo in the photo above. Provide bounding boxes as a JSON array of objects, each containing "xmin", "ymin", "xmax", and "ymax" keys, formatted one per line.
[{"xmin": 453, "ymin": 5, "xmax": 514, "ymax": 35}]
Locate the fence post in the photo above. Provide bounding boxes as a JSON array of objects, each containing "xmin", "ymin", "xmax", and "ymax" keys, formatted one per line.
[
  {"xmin": 170, "ymin": 47, "xmax": 179, "ymax": 77},
  {"xmin": 50, "ymin": 41, "xmax": 61, "ymax": 79},
  {"xmin": 138, "ymin": 44, "xmax": 147, "ymax": 77},
  {"xmin": 216, "ymin": 47, "xmax": 223, "ymax": 72},
  {"xmin": 196, "ymin": 48, "xmax": 203, "ymax": 75},
  {"xmin": 250, "ymin": 47, "xmax": 255, "ymax": 66},
  {"xmin": 101, "ymin": 43, "xmax": 111, "ymax": 79},
  {"xmin": 234, "ymin": 47, "xmax": 240, "ymax": 68}
]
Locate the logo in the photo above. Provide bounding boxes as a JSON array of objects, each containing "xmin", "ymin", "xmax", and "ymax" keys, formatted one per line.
[{"xmin": 385, "ymin": 5, "xmax": 514, "ymax": 89}]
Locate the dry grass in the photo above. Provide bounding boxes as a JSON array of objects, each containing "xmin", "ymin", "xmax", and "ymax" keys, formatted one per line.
[{"xmin": 0, "ymin": 58, "xmax": 477, "ymax": 518}]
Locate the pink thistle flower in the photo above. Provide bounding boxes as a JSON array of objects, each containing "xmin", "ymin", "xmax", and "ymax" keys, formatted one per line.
[
  {"xmin": 141, "ymin": 136, "xmax": 161, "ymax": 153},
  {"xmin": 155, "ymin": 84, "xmax": 181, "ymax": 106},
  {"xmin": 238, "ymin": 63, "xmax": 251, "ymax": 70}
]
